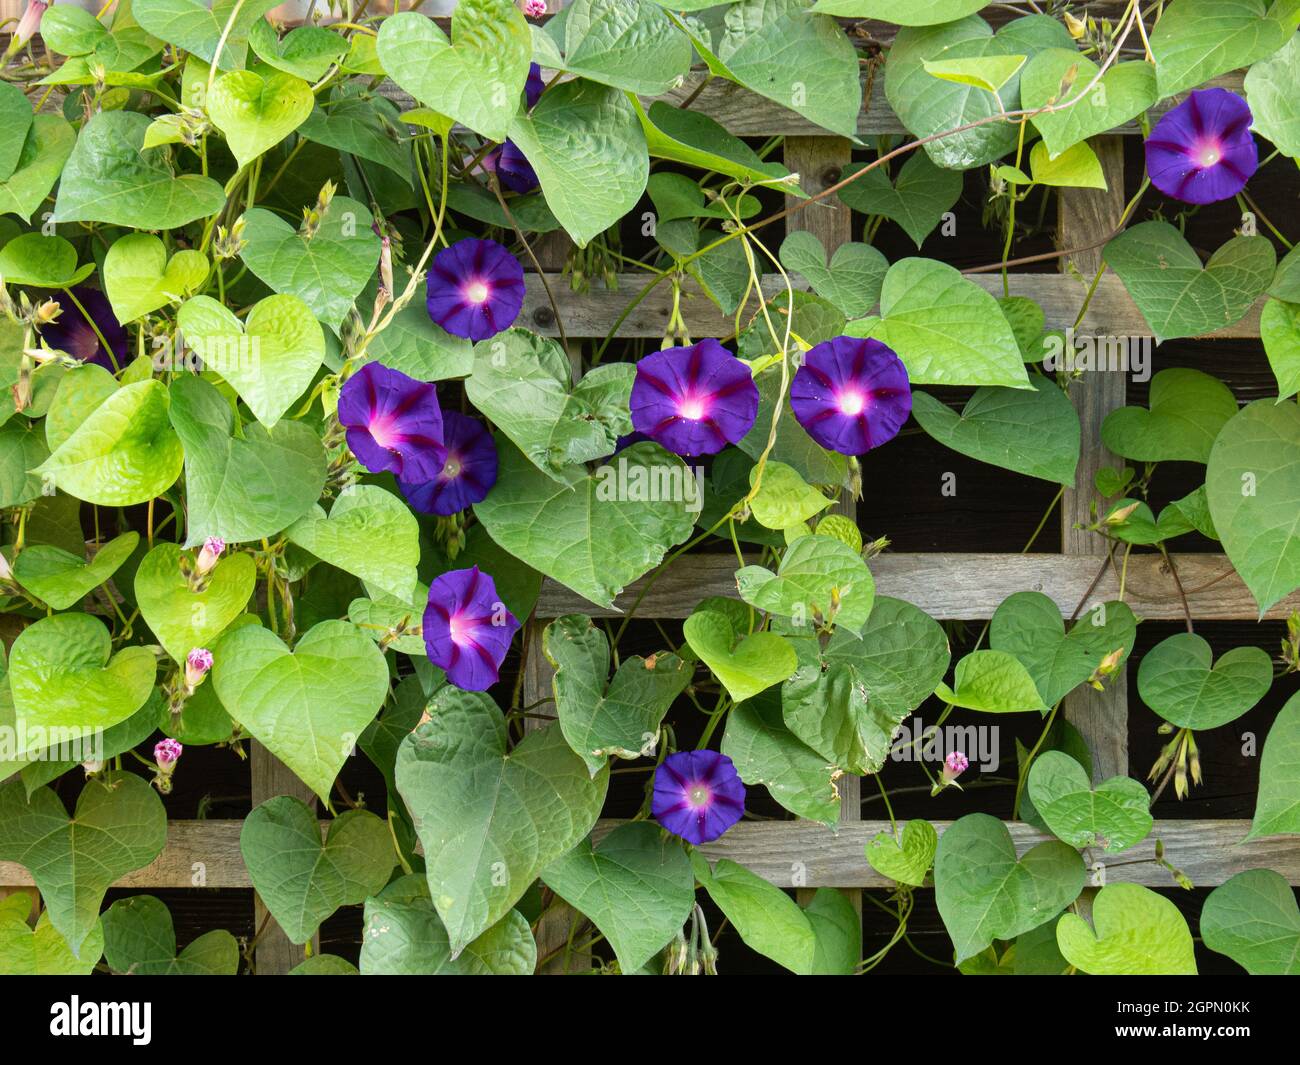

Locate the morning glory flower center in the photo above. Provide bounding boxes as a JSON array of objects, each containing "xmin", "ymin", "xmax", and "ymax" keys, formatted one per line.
[
  {"xmin": 1195, "ymin": 141, "xmax": 1221, "ymax": 167},
  {"xmin": 687, "ymin": 783, "xmax": 711, "ymax": 807},
  {"xmin": 679, "ymin": 396, "xmax": 707, "ymax": 421},
  {"xmin": 369, "ymin": 414, "xmax": 402, "ymax": 450},
  {"xmin": 838, "ymin": 390, "xmax": 866, "ymax": 416},
  {"xmin": 464, "ymin": 280, "xmax": 491, "ymax": 305},
  {"xmin": 448, "ymin": 613, "xmax": 471, "ymax": 646},
  {"xmin": 442, "ymin": 453, "xmax": 462, "ymax": 479}
]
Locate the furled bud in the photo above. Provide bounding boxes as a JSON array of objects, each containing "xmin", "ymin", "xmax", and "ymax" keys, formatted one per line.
[
  {"xmin": 1087, "ymin": 647, "xmax": 1125, "ymax": 690},
  {"xmin": 185, "ymin": 647, "xmax": 213, "ymax": 691},
  {"xmin": 196, "ymin": 537, "xmax": 225, "ymax": 576},
  {"xmin": 522, "ymin": 0, "xmax": 547, "ymax": 15},
  {"xmin": 7, "ymin": 1, "xmax": 47, "ymax": 55},
  {"xmin": 932, "ymin": 750, "xmax": 969, "ymax": 795},
  {"xmin": 153, "ymin": 738, "xmax": 183, "ymax": 793}
]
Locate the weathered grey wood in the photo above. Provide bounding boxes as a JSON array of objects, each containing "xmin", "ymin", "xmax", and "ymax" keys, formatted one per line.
[
  {"xmin": 5, "ymin": 817, "xmax": 1293, "ymax": 888},
  {"xmin": 1058, "ymin": 136, "xmax": 1130, "ymax": 781},
  {"xmin": 518, "ymin": 272, "xmax": 1264, "ymax": 341},
  {"xmin": 250, "ymin": 742, "xmax": 317, "ymax": 974},
  {"xmin": 784, "ymin": 135, "xmax": 862, "ymax": 921},
  {"xmin": 535, "ymin": 551, "xmax": 1300, "ymax": 622}
]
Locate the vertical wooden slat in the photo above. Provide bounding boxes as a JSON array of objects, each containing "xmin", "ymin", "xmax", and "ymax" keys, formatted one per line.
[
  {"xmin": 1057, "ymin": 136, "xmax": 1130, "ymax": 781},
  {"xmin": 250, "ymin": 744, "xmax": 318, "ymax": 974},
  {"xmin": 784, "ymin": 135, "xmax": 863, "ymax": 921}
]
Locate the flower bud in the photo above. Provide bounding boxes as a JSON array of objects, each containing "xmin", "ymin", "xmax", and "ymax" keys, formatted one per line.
[
  {"xmin": 185, "ymin": 647, "xmax": 213, "ymax": 691},
  {"xmin": 196, "ymin": 536, "xmax": 225, "ymax": 576}
]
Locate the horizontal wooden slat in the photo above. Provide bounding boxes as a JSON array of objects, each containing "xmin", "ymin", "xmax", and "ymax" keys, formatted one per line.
[
  {"xmin": 537, "ymin": 551, "xmax": 1298, "ymax": 622},
  {"xmin": 1, "ymin": 817, "xmax": 1292, "ymax": 888},
  {"xmin": 518, "ymin": 272, "xmax": 1263, "ymax": 340}
]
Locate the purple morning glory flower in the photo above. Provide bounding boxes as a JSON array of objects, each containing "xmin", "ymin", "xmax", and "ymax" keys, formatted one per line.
[
  {"xmin": 398, "ymin": 411, "xmax": 498, "ymax": 515},
  {"xmin": 652, "ymin": 750, "xmax": 746, "ymax": 845},
  {"xmin": 337, "ymin": 361, "xmax": 446, "ymax": 482},
  {"xmin": 483, "ymin": 140, "xmax": 538, "ymax": 194},
  {"xmin": 40, "ymin": 287, "xmax": 127, "ymax": 370},
  {"xmin": 789, "ymin": 336, "xmax": 911, "ymax": 455},
  {"xmin": 423, "ymin": 566, "xmax": 520, "ymax": 691},
  {"xmin": 629, "ymin": 339, "xmax": 759, "ymax": 457},
  {"xmin": 426, "ymin": 237, "xmax": 526, "ymax": 342},
  {"xmin": 1144, "ymin": 88, "xmax": 1258, "ymax": 205},
  {"xmin": 525, "ymin": 62, "xmax": 544, "ymax": 109}
]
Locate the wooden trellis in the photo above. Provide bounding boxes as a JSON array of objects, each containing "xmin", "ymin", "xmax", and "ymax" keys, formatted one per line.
[{"xmin": 1, "ymin": 10, "xmax": 1296, "ymax": 974}]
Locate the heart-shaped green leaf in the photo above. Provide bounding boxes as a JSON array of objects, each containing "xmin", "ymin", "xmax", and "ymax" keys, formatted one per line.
[
  {"xmin": 241, "ymin": 796, "xmax": 396, "ymax": 945},
  {"xmin": 936, "ymin": 649, "xmax": 1050, "ymax": 713},
  {"xmin": 208, "ymin": 69, "xmax": 313, "ymax": 171},
  {"xmin": 544, "ymin": 613, "xmax": 691, "ymax": 776},
  {"xmin": 0, "ymin": 420, "xmax": 50, "ymax": 507},
  {"xmin": 1245, "ymin": 31, "xmax": 1300, "ymax": 159},
  {"xmin": 721, "ymin": 688, "xmax": 841, "ymax": 826},
  {"xmin": 1027, "ymin": 751, "xmax": 1153, "ymax": 852},
  {"xmin": 376, "ymin": 3, "xmax": 531, "ymax": 142},
  {"xmin": 0, "ymin": 895, "xmax": 103, "ymax": 975},
  {"xmin": 8, "ymin": 612, "xmax": 156, "ymax": 735},
  {"xmin": 0, "ymin": 772, "xmax": 167, "ymax": 956},
  {"xmin": 990, "ymin": 591, "xmax": 1137, "ymax": 707},
  {"xmin": 683, "ymin": 600, "xmax": 799, "ymax": 704},
  {"xmin": 474, "ymin": 438, "xmax": 695, "ymax": 609},
  {"xmin": 692, "ymin": 853, "xmax": 861, "ymax": 975},
  {"xmin": 778, "ymin": 231, "xmax": 887, "ymax": 319},
  {"xmin": 541, "ymin": 0, "xmax": 692, "ymax": 95},
  {"xmin": 213, "ymin": 620, "xmax": 390, "ymax": 802},
  {"xmin": 248, "ymin": 19, "xmax": 350, "ymax": 83},
  {"xmin": 168, "ymin": 375, "xmax": 326, "ymax": 546},
  {"xmin": 37, "ymin": 379, "xmax": 184, "ymax": 506},
  {"xmin": 912, "ymin": 377, "xmax": 1080, "ymax": 486},
  {"xmin": 1022, "ymin": 49, "xmax": 1157, "ymax": 159},
  {"xmin": 466, "ymin": 329, "xmax": 633, "ymax": 482},
  {"xmin": 1103, "ymin": 222, "xmax": 1275, "ymax": 341},
  {"xmin": 1102, "ymin": 367, "xmax": 1237, "ymax": 464},
  {"xmin": 43, "ymin": 363, "xmax": 118, "ymax": 451},
  {"xmin": 508, "ymin": 79, "xmax": 649, "ymax": 248},
  {"xmin": 101, "ymin": 895, "xmax": 239, "ymax": 975},
  {"xmin": 179, "ymin": 293, "xmax": 324, "ymax": 428},
  {"xmin": 865, "ymin": 819, "xmax": 938, "ymax": 887},
  {"xmin": 239, "ymin": 196, "xmax": 379, "ymax": 334},
  {"xmin": 103, "ymin": 233, "xmax": 209, "ymax": 324},
  {"xmin": 1261, "ymin": 296, "xmax": 1300, "ymax": 400},
  {"xmin": 0, "ymin": 233, "xmax": 94, "ymax": 287},
  {"xmin": 12, "ymin": 531, "xmax": 138, "ymax": 611},
  {"xmin": 360, "ymin": 875, "xmax": 536, "ymax": 975},
  {"xmin": 135, "ymin": 542, "xmax": 255, "ymax": 664},
  {"xmin": 1056, "ymin": 882, "xmax": 1197, "ymax": 975},
  {"xmin": 1137, "ymin": 632, "xmax": 1272, "ymax": 730},
  {"xmin": 1249, "ymin": 689, "xmax": 1300, "ymax": 839},
  {"xmin": 0, "ymin": 115, "xmax": 76, "ymax": 223},
  {"xmin": 298, "ymin": 92, "xmax": 414, "ymax": 185},
  {"xmin": 53, "ymin": 111, "xmax": 225, "ymax": 229},
  {"xmin": 133, "ymin": 0, "xmax": 280, "ymax": 70},
  {"xmin": 0, "ymin": 82, "xmax": 33, "ymax": 181},
  {"xmin": 1207, "ymin": 399, "xmax": 1300, "ymax": 613},
  {"xmin": 1201, "ymin": 868, "xmax": 1300, "ymax": 974},
  {"xmin": 634, "ymin": 99, "xmax": 794, "ymax": 189},
  {"xmin": 782, "ymin": 596, "xmax": 950, "ymax": 775},
  {"xmin": 859, "ymin": 257, "xmax": 1031, "ymax": 387},
  {"xmin": 736, "ymin": 533, "xmax": 876, "ymax": 633},
  {"xmin": 934, "ymin": 812, "xmax": 1085, "ymax": 962},
  {"xmin": 395, "ymin": 687, "xmax": 609, "ymax": 956},
  {"xmin": 1150, "ymin": 0, "xmax": 1296, "ymax": 99},
  {"xmin": 286, "ymin": 485, "xmax": 419, "ymax": 603},
  {"xmin": 838, "ymin": 152, "xmax": 962, "ymax": 248},
  {"xmin": 747, "ymin": 462, "xmax": 832, "ymax": 530},
  {"xmin": 541, "ymin": 821, "xmax": 694, "ymax": 974}
]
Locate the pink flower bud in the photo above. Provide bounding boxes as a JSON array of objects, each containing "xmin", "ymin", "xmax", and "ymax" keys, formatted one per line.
[
  {"xmin": 942, "ymin": 750, "xmax": 969, "ymax": 784},
  {"xmin": 196, "ymin": 537, "xmax": 225, "ymax": 575},
  {"xmin": 185, "ymin": 648, "xmax": 213, "ymax": 690},
  {"xmin": 154, "ymin": 738, "xmax": 183, "ymax": 768},
  {"xmin": 522, "ymin": 0, "xmax": 546, "ymax": 15},
  {"xmin": 13, "ymin": 1, "xmax": 47, "ymax": 48}
]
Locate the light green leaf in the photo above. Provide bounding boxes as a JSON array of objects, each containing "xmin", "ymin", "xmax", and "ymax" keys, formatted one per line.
[
  {"xmin": 133, "ymin": 0, "xmax": 280, "ymax": 70},
  {"xmin": 0, "ymin": 82, "xmax": 32, "ymax": 182},
  {"xmin": 0, "ymin": 115, "xmax": 77, "ymax": 223},
  {"xmin": 1028, "ymin": 139, "xmax": 1106, "ymax": 188},
  {"xmin": 837, "ymin": 152, "xmax": 962, "ymax": 248},
  {"xmin": 936, "ymin": 649, "xmax": 1049, "ymax": 713},
  {"xmin": 213, "ymin": 619, "xmax": 390, "ymax": 802},
  {"xmin": 1201, "ymin": 868, "xmax": 1300, "ymax": 974},
  {"xmin": 0, "ymin": 421, "xmax": 49, "ymax": 508},
  {"xmin": 0, "ymin": 897, "xmax": 103, "ymax": 975},
  {"xmin": 239, "ymin": 196, "xmax": 379, "ymax": 334},
  {"xmin": 208, "ymin": 69, "xmax": 314, "ymax": 171},
  {"xmin": 1245, "ymin": 32, "xmax": 1300, "ymax": 157},
  {"xmin": 1027, "ymin": 751, "xmax": 1153, "ymax": 852},
  {"xmin": 1206, "ymin": 400, "xmax": 1300, "ymax": 613},
  {"xmin": 634, "ymin": 99, "xmax": 795, "ymax": 188},
  {"xmin": 37, "ymin": 6, "xmax": 109, "ymax": 56},
  {"xmin": 810, "ymin": 0, "xmax": 986, "ymax": 25},
  {"xmin": 0, "ymin": 772, "xmax": 166, "ymax": 957},
  {"xmin": 289, "ymin": 954, "xmax": 359, "ymax": 975},
  {"xmin": 935, "ymin": 812, "xmax": 1085, "ymax": 963},
  {"xmin": 554, "ymin": 0, "xmax": 693, "ymax": 94},
  {"xmin": 748, "ymin": 460, "xmax": 833, "ymax": 529},
  {"xmin": 911, "ymin": 377, "xmax": 1079, "ymax": 485},
  {"xmin": 365, "ymin": 283, "xmax": 471, "ymax": 380},
  {"xmin": 474, "ymin": 438, "xmax": 695, "ymax": 610},
  {"xmin": 240, "ymin": 796, "xmax": 396, "ymax": 944},
  {"xmin": 101, "ymin": 895, "xmax": 238, "ymax": 975},
  {"xmin": 736, "ymin": 533, "xmax": 875, "ymax": 633},
  {"xmin": 375, "ymin": 3, "xmax": 531, "ymax": 142},
  {"xmin": 924, "ymin": 53, "xmax": 1026, "ymax": 93},
  {"xmin": 103, "ymin": 233, "xmax": 209, "ymax": 324},
  {"xmin": 1102, "ymin": 222, "xmax": 1275, "ymax": 342},
  {"xmin": 778, "ymin": 231, "xmax": 886, "ymax": 319},
  {"xmin": 395, "ymin": 687, "xmax": 609, "ymax": 955},
  {"xmin": 721, "ymin": 688, "xmax": 841, "ymax": 826},
  {"xmin": 1056, "ymin": 882, "xmax": 1197, "ymax": 974},
  {"xmin": 168, "ymin": 375, "xmax": 326, "ymax": 547},
  {"xmin": 1150, "ymin": 0, "xmax": 1297, "ymax": 99},
  {"xmin": 683, "ymin": 599, "xmax": 799, "ymax": 704},
  {"xmin": 1102, "ymin": 367, "xmax": 1237, "ymax": 464},
  {"xmin": 1022, "ymin": 49, "xmax": 1157, "ymax": 159},
  {"xmin": 0, "ymin": 233, "xmax": 93, "ymax": 287},
  {"xmin": 541, "ymin": 821, "xmax": 694, "ymax": 973},
  {"xmin": 865, "ymin": 819, "xmax": 938, "ymax": 887},
  {"xmin": 1261, "ymin": 296, "xmax": 1300, "ymax": 399},
  {"xmin": 1137, "ymin": 632, "xmax": 1272, "ymax": 730},
  {"xmin": 12, "ymin": 532, "xmax": 138, "ymax": 611},
  {"xmin": 248, "ymin": 19, "xmax": 350, "ymax": 83},
  {"xmin": 298, "ymin": 92, "xmax": 414, "ymax": 185},
  {"xmin": 134, "ymin": 542, "xmax": 255, "ymax": 664},
  {"xmin": 508, "ymin": 79, "xmax": 647, "ymax": 248},
  {"xmin": 53, "ymin": 111, "xmax": 225, "ymax": 229},
  {"xmin": 1248, "ymin": 689, "xmax": 1300, "ymax": 838}
]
